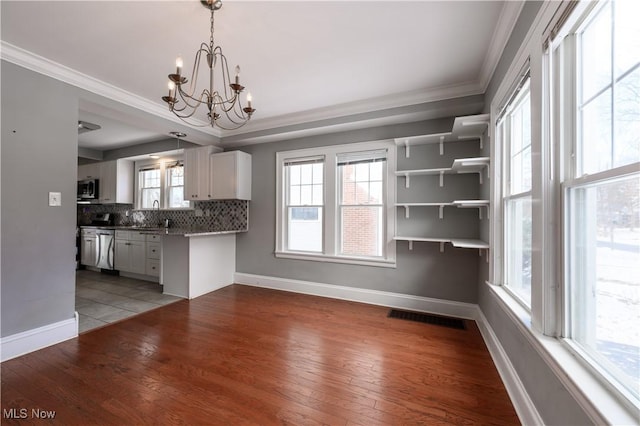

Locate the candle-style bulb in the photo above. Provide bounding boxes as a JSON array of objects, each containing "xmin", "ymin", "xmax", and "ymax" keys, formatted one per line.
[
  {"xmin": 168, "ymin": 80, "xmax": 176, "ymax": 98},
  {"xmin": 235, "ymin": 65, "xmax": 240, "ymax": 85},
  {"xmin": 176, "ymin": 56, "xmax": 183, "ymax": 75},
  {"xmin": 246, "ymin": 92, "xmax": 253, "ymax": 108}
]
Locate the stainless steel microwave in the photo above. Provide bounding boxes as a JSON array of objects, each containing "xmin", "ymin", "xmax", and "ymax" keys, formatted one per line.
[{"xmin": 77, "ymin": 179, "xmax": 99, "ymax": 201}]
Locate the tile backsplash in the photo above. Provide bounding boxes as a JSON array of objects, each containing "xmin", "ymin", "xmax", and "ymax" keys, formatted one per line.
[{"xmin": 77, "ymin": 200, "xmax": 248, "ymax": 232}]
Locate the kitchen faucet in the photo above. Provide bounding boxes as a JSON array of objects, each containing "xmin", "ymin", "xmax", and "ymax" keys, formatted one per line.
[{"xmin": 153, "ymin": 199, "xmax": 160, "ymax": 211}]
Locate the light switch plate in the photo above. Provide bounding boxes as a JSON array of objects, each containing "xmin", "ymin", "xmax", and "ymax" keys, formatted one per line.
[{"xmin": 48, "ymin": 192, "xmax": 62, "ymax": 206}]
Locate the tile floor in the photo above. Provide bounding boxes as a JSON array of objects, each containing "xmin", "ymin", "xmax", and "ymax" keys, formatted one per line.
[{"xmin": 76, "ymin": 270, "xmax": 182, "ymax": 333}]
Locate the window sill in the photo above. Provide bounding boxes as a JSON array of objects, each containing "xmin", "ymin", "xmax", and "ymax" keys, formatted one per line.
[
  {"xmin": 275, "ymin": 251, "xmax": 396, "ymax": 268},
  {"xmin": 485, "ymin": 281, "xmax": 638, "ymax": 425}
]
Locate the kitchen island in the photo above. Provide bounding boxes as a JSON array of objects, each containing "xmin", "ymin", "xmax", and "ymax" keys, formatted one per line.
[{"xmin": 160, "ymin": 230, "xmax": 238, "ymax": 299}]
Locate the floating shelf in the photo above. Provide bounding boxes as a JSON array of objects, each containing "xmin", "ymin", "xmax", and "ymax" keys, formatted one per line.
[
  {"xmin": 395, "ymin": 114, "xmax": 489, "ymax": 157},
  {"xmin": 451, "ymin": 239, "xmax": 490, "ymax": 249},
  {"xmin": 394, "ymin": 236, "xmax": 490, "ymax": 259},
  {"xmin": 395, "ymin": 203, "xmax": 452, "ymax": 219},
  {"xmin": 394, "ymin": 236, "xmax": 450, "ymax": 252},
  {"xmin": 396, "ymin": 156, "xmax": 489, "ymax": 188},
  {"xmin": 452, "ymin": 199, "xmax": 490, "ymax": 219}
]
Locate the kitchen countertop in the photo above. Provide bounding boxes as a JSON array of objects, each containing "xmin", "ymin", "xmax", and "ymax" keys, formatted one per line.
[{"xmin": 79, "ymin": 225, "xmax": 246, "ymax": 237}]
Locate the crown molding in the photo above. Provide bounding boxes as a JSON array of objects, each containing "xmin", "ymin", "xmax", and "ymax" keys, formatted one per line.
[
  {"xmin": 0, "ymin": 41, "xmax": 221, "ymax": 138},
  {"xmin": 1, "ymin": 38, "xmax": 490, "ymax": 145},
  {"xmin": 479, "ymin": 0, "xmax": 526, "ymax": 91},
  {"xmin": 225, "ymin": 80, "xmax": 485, "ymax": 139}
]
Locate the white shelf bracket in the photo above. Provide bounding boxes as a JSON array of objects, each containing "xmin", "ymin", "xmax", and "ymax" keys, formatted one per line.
[
  {"xmin": 479, "ymin": 172, "xmax": 483, "ymax": 185},
  {"xmin": 439, "ymin": 171, "xmax": 445, "ymax": 187},
  {"xmin": 439, "ymin": 136, "xmax": 445, "ymax": 156},
  {"xmin": 480, "ymin": 134, "xmax": 484, "ymax": 150},
  {"xmin": 439, "ymin": 242, "xmax": 445, "ymax": 253},
  {"xmin": 404, "ymin": 141, "xmax": 410, "ymax": 158},
  {"xmin": 485, "ymin": 248, "xmax": 489, "ymax": 263},
  {"xmin": 408, "ymin": 240, "xmax": 413, "ymax": 251},
  {"xmin": 404, "ymin": 205, "xmax": 410, "ymax": 219},
  {"xmin": 404, "ymin": 174, "xmax": 410, "ymax": 189},
  {"xmin": 439, "ymin": 205, "xmax": 445, "ymax": 219},
  {"xmin": 478, "ymin": 207, "xmax": 483, "ymax": 220}
]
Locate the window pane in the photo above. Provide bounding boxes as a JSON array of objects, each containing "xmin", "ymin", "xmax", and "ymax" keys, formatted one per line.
[
  {"xmin": 569, "ymin": 175, "xmax": 640, "ymax": 399},
  {"xmin": 369, "ymin": 181, "xmax": 383, "ymax": 203},
  {"xmin": 505, "ymin": 197, "xmax": 532, "ymax": 306},
  {"xmin": 614, "ymin": 0, "xmax": 640, "ymax": 78},
  {"xmin": 290, "ymin": 165, "xmax": 301, "ymax": 185},
  {"xmin": 312, "ymin": 184, "xmax": 323, "ymax": 205},
  {"xmin": 300, "ymin": 164, "xmax": 312, "ymax": 185},
  {"xmin": 300, "ymin": 185, "xmax": 312, "ymax": 205},
  {"xmin": 341, "ymin": 206, "xmax": 383, "ymax": 257},
  {"xmin": 581, "ymin": 3, "xmax": 612, "ymax": 102},
  {"xmin": 614, "ymin": 68, "xmax": 640, "ymax": 168},
  {"xmin": 508, "ymin": 90, "xmax": 531, "ymax": 195},
  {"xmin": 370, "ymin": 161, "xmax": 383, "ymax": 181},
  {"xmin": 288, "ymin": 207, "xmax": 322, "ymax": 252},
  {"xmin": 312, "ymin": 163, "xmax": 323, "ymax": 184},
  {"xmin": 355, "ymin": 163, "xmax": 369, "ymax": 182},
  {"xmin": 141, "ymin": 188, "xmax": 160, "ymax": 209},
  {"xmin": 581, "ymin": 89, "xmax": 613, "ymax": 175},
  {"xmin": 169, "ymin": 187, "xmax": 189, "ymax": 208},
  {"xmin": 289, "ymin": 186, "xmax": 300, "ymax": 205}
]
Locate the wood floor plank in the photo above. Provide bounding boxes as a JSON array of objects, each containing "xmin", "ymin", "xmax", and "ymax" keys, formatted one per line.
[{"xmin": 1, "ymin": 284, "xmax": 519, "ymax": 425}]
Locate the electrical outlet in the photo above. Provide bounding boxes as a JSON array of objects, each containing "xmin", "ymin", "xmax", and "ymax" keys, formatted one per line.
[
  {"xmin": 48, "ymin": 192, "xmax": 62, "ymax": 206},
  {"xmin": 195, "ymin": 208, "xmax": 204, "ymax": 217}
]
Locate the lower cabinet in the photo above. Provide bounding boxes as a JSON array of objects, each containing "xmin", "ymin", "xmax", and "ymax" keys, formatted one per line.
[
  {"xmin": 115, "ymin": 231, "xmax": 146, "ymax": 275},
  {"xmin": 145, "ymin": 234, "xmax": 161, "ymax": 277},
  {"xmin": 80, "ymin": 229, "xmax": 97, "ymax": 267}
]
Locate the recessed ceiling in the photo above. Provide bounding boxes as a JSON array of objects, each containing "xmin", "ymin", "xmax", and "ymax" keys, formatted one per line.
[{"xmin": 1, "ymin": 1, "xmax": 521, "ymax": 150}]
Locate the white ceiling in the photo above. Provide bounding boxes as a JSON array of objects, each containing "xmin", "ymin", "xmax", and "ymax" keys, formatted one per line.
[{"xmin": 0, "ymin": 0, "xmax": 522, "ymax": 151}]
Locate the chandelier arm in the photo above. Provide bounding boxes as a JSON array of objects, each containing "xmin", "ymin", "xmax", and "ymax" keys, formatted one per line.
[
  {"xmin": 173, "ymin": 90, "xmax": 211, "ymax": 116},
  {"xmin": 180, "ymin": 47, "xmax": 209, "ymax": 99}
]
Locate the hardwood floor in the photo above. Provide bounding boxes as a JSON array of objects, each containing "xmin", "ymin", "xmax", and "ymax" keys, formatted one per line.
[{"xmin": 1, "ymin": 285, "xmax": 519, "ymax": 425}]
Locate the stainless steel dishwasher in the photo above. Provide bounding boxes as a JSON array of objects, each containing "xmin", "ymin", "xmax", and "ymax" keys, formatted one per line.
[{"xmin": 96, "ymin": 229, "xmax": 115, "ymax": 270}]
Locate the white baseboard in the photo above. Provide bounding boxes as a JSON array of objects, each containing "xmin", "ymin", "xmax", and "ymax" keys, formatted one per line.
[
  {"xmin": 1, "ymin": 312, "xmax": 79, "ymax": 362},
  {"xmin": 474, "ymin": 307, "xmax": 544, "ymax": 426},
  {"xmin": 234, "ymin": 272, "xmax": 478, "ymax": 319}
]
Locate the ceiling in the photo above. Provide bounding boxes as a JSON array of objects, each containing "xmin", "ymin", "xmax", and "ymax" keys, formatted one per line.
[{"xmin": 0, "ymin": 1, "xmax": 522, "ymax": 151}]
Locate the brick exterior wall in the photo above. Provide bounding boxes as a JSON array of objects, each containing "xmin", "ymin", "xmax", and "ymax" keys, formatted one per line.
[{"xmin": 341, "ymin": 165, "xmax": 382, "ymax": 257}]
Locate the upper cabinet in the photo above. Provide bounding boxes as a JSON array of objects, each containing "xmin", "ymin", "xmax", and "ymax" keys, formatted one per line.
[
  {"xmin": 210, "ymin": 151, "xmax": 252, "ymax": 200},
  {"xmin": 184, "ymin": 147, "xmax": 252, "ymax": 201},
  {"xmin": 184, "ymin": 145, "xmax": 215, "ymax": 200},
  {"xmin": 78, "ymin": 163, "xmax": 99, "ymax": 180},
  {"xmin": 99, "ymin": 159, "xmax": 134, "ymax": 204}
]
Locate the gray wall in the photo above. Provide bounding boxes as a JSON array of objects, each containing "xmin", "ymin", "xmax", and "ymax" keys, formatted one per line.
[
  {"xmin": 236, "ymin": 111, "xmax": 484, "ymax": 303},
  {"xmin": 479, "ymin": 1, "xmax": 593, "ymax": 424},
  {"xmin": 1, "ymin": 61, "xmax": 78, "ymax": 337}
]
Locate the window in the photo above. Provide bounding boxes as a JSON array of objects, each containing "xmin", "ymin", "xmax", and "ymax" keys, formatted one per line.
[
  {"xmin": 284, "ymin": 157, "xmax": 324, "ymax": 253},
  {"xmin": 558, "ymin": 0, "xmax": 640, "ymax": 407},
  {"xmin": 276, "ymin": 141, "xmax": 396, "ymax": 267},
  {"xmin": 497, "ymin": 75, "xmax": 532, "ymax": 307},
  {"xmin": 166, "ymin": 162, "xmax": 190, "ymax": 209},
  {"xmin": 139, "ymin": 166, "xmax": 161, "ymax": 209},
  {"xmin": 338, "ymin": 151, "xmax": 386, "ymax": 257},
  {"xmin": 136, "ymin": 158, "xmax": 190, "ymax": 210}
]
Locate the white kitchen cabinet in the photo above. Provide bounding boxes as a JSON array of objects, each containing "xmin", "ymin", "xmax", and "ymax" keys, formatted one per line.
[
  {"xmin": 99, "ymin": 159, "xmax": 134, "ymax": 204},
  {"xmin": 209, "ymin": 151, "xmax": 252, "ymax": 200},
  {"xmin": 184, "ymin": 145, "xmax": 215, "ymax": 200},
  {"xmin": 115, "ymin": 231, "xmax": 146, "ymax": 275},
  {"xmin": 78, "ymin": 163, "xmax": 100, "ymax": 180},
  {"xmin": 80, "ymin": 229, "xmax": 97, "ymax": 266}
]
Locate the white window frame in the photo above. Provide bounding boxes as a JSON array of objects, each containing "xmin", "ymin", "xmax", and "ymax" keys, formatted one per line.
[
  {"xmin": 497, "ymin": 74, "xmax": 533, "ymax": 309},
  {"xmin": 275, "ymin": 140, "xmax": 396, "ymax": 268},
  {"xmin": 135, "ymin": 156, "xmax": 192, "ymax": 210},
  {"xmin": 554, "ymin": 0, "xmax": 640, "ymax": 411},
  {"xmin": 488, "ymin": 1, "xmax": 639, "ymax": 423}
]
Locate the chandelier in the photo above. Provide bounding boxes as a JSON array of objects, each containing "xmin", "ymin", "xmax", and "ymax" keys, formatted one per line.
[{"xmin": 162, "ymin": 0, "xmax": 255, "ymax": 130}]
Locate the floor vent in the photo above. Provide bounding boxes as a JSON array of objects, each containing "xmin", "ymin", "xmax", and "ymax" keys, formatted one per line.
[{"xmin": 388, "ymin": 309, "xmax": 465, "ymax": 330}]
